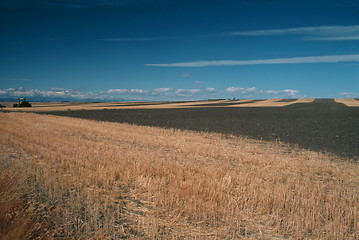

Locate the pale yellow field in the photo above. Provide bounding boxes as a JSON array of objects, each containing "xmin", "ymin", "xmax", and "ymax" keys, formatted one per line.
[
  {"xmin": 1, "ymin": 112, "xmax": 358, "ymax": 239},
  {"xmin": 1, "ymin": 100, "xmax": 221, "ymax": 111},
  {"xmin": 335, "ymin": 98, "xmax": 359, "ymax": 107},
  {"xmin": 227, "ymin": 98, "xmax": 315, "ymax": 107},
  {"xmin": 1, "ymin": 98, "xmax": 317, "ymax": 112},
  {"xmin": 0, "ymin": 101, "xmax": 141, "ymax": 111}
]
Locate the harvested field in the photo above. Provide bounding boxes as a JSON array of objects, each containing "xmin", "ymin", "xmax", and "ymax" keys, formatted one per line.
[
  {"xmin": 335, "ymin": 98, "xmax": 359, "ymax": 107},
  {"xmin": 0, "ymin": 100, "xmax": 216, "ymax": 111},
  {"xmin": 1, "ymin": 112, "xmax": 358, "ymax": 239},
  {"xmin": 41, "ymin": 99, "xmax": 359, "ymax": 160},
  {"xmin": 1, "ymin": 98, "xmax": 316, "ymax": 111},
  {"xmin": 0, "ymin": 101, "xmax": 173, "ymax": 111},
  {"xmin": 227, "ymin": 98, "xmax": 315, "ymax": 107}
]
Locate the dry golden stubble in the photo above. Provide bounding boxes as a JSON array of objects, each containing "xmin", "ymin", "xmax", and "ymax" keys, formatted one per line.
[
  {"xmin": 0, "ymin": 112, "xmax": 358, "ymax": 239},
  {"xmin": 335, "ymin": 98, "xmax": 359, "ymax": 107}
]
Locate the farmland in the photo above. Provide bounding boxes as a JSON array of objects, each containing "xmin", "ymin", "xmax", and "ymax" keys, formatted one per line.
[
  {"xmin": 40, "ymin": 98, "xmax": 359, "ymax": 160},
  {"xmin": 0, "ymin": 98, "xmax": 358, "ymax": 239}
]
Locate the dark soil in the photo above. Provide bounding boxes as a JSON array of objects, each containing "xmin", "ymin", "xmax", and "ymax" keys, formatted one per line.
[
  {"xmin": 186, "ymin": 100, "xmax": 264, "ymax": 107},
  {"xmin": 277, "ymin": 99, "xmax": 298, "ymax": 102},
  {"xmin": 40, "ymin": 99, "xmax": 359, "ymax": 160}
]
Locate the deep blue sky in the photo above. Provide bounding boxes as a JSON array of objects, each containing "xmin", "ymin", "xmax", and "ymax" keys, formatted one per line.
[{"xmin": 1, "ymin": 0, "xmax": 359, "ymax": 101}]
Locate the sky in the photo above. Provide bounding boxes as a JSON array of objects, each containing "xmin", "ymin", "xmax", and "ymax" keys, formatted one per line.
[{"xmin": 1, "ymin": 0, "xmax": 359, "ymax": 101}]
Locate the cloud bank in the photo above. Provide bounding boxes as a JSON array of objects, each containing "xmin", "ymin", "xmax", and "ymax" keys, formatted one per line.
[
  {"xmin": 0, "ymin": 87, "xmax": 94, "ymax": 100},
  {"xmin": 225, "ymin": 87, "xmax": 300, "ymax": 98},
  {"xmin": 0, "ymin": 86, "xmax": 306, "ymax": 101}
]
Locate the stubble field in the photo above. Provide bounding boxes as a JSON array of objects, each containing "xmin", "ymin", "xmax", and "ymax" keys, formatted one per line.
[{"xmin": 0, "ymin": 98, "xmax": 358, "ymax": 239}]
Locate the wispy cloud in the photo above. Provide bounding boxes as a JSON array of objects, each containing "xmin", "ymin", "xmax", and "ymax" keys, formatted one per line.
[
  {"xmin": 103, "ymin": 37, "xmax": 160, "ymax": 42},
  {"xmin": 103, "ymin": 34, "xmax": 214, "ymax": 42},
  {"xmin": 194, "ymin": 81, "xmax": 206, "ymax": 84},
  {"xmin": 174, "ymin": 89, "xmax": 200, "ymax": 97},
  {"xmin": 194, "ymin": 81, "xmax": 207, "ymax": 88},
  {"xmin": 338, "ymin": 92, "xmax": 359, "ymax": 98},
  {"xmin": 145, "ymin": 54, "xmax": 359, "ymax": 67},
  {"xmin": 182, "ymin": 72, "xmax": 191, "ymax": 78},
  {"xmin": 104, "ymin": 25, "xmax": 359, "ymax": 43},
  {"xmin": 228, "ymin": 25, "xmax": 359, "ymax": 41},
  {"xmin": 0, "ymin": 77, "xmax": 32, "ymax": 82},
  {"xmin": 229, "ymin": 25, "xmax": 359, "ymax": 36},
  {"xmin": 308, "ymin": 36, "xmax": 359, "ymax": 41}
]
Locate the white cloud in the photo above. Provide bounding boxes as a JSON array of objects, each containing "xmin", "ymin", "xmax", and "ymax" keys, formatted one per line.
[
  {"xmin": 0, "ymin": 77, "xmax": 32, "ymax": 82},
  {"xmin": 50, "ymin": 87, "xmax": 65, "ymax": 91},
  {"xmin": 182, "ymin": 72, "xmax": 190, "ymax": 78},
  {"xmin": 309, "ymin": 36, "xmax": 359, "ymax": 41},
  {"xmin": 151, "ymin": 88, "xmax": 173, "ymax": 96},
  {"xmin": 338, "ymin": 92, "xmax": 359, "ymax": 98},
  {"xmin": 145, "ymin": 54, "xmax": 359, "ymax": 67},
  {"xmin": 103, "ymin": 36, "xmax": 187, "ymax": 42},
  {"xmin": 0, "ymin": 87, "xmax": 95, "ymax": 99},
  {"xmin": 107, "ymin": 88, "xmax": 146, "ymax": 94},
  {"xmin": 103, "ymin": 37, "xmax": 159, "ymax": 42},
  {"xmin": 153, "ymin": 88, "xmax": 172, "ymax": 93},
  {"xmin": 106, "ymin": 87, "xmax": 205, "ymax": 99},
  {"xmin": 226, "ymin": 87, "xmax": 300, "ymax": 98},
  {"xmin": 228, "ymin": 25, "xmax": 359, "ymax": 41},
  {"xmin": 226, "ymin": 87, "xmax": 257, "ymax": 94},
  {"xmin": 103, "ymin": 25, "xmax": 359, "ymax": 45},
  {"xmin": 0, "ymin": 86, "xmax": 302, "ymax": 101},
  {"xmin": 106, "ymin": 87, "xmax": 204, "ymax": 98},
  {"xmin": 194, "ymin": 81, "xmax": 206, "ymax": 84},
  {"xmin": 266, "ymin": 89, "xmax": 299, "ymax": 96},
  {"xmin": 174, "ymin": 89, "xmax": 201, "ymax": 96},
  {"xmin": 229, "ymin": 25, "xmax": 359, "ymax": 36},
  {"xmin": 205, "ymin": 87, "xmax": 216, "ymax": 93}
]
